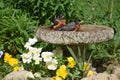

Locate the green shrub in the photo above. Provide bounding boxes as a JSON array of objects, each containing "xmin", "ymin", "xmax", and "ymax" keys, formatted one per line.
[
  {"xmin": 0, "ymin": 6, "xmax": 38, "ymax": 54},
  {"xmin": 2, "ymin": 0, "xmax": 79, "ymax": 25},
  {"xmin": 76, "ymin": 0, "xmax": 120, "ymax": 63}
]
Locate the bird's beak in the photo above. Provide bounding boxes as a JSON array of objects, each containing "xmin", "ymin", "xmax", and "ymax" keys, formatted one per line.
[
  {"xmin": 80, "ymin": 20, "xmax": 84, "ymax": 24},
  {"xmin": 62, "ymin": 16, "xmax": 64, "ymax": 18}
]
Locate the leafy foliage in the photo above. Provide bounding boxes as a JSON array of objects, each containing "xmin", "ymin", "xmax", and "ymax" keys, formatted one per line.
[
  {"xmin": 2, "ymin": 0, "xmax": 78, "ymax": 25},
  {"xmin": 0, "ymin": 0, "xmax": 120, "ymax": 74},
  {"xmin": 75, "ymin": 0, "xmax": 120, "ymax": 64},
  {"xmin": 0, "ymin": 4, "xmax": 38, "ymax": 54}
]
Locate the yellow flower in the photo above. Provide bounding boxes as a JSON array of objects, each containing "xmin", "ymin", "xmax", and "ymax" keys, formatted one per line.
[
  {"xmin": 52, "ymin": 76, "xmax": 63, "ymax": 80},
  {"xmin": 84, "ymin": 62, "xmax": 89, "ymax": 71},
  {"xmin": 13, "ymin": 66, "xmax": 19, "ymax": 72},
  {"xmin": 56, "ymin": 65, "xmax": 68, "ymax": 79},
  {"xmin": 67, "ymin": 57, "xmax": 76, "ymax": 68},
  {"xmin": 4, "ymin": 53, "xmax": 12, "ymax": 62},
  {"xmin": 87, "ymin": 70, "xmax": 95, "ymax": 77},
  {"xmin": 8, "ymin": 58, "xmax": 19, "ymax": 66}
]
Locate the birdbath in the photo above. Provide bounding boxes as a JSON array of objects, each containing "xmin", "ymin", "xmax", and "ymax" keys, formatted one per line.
[
  {"xmin": 35, "ymin": 24, "xmax": 114, "ymax": 78},
  {"xmin": 35, "ymin": 24, "xmax": 114, "ymax": 55}
]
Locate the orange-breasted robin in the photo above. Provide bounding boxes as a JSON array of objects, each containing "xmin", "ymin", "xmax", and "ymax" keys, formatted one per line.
[
  {"xmin": 57, "ymin": 19, "xmax": 81, "ymax": 31},
  {"xmin": 51, "ymin": 14, "xmax": 66, "ymax": 30}
]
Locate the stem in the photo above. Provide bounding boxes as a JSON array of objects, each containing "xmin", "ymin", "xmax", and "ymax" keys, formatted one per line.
[
  {"xmin": 110, "ymin": 0, "xmax": 114, "ymax": 19},
  {"xmin": 82, "ymin": 44, "xmax": 86, "ymax": 77},
  {"xmin": 87, "ymin": 51, "xmax": 94, "ymax": 64},
  {"xmin": 77, "ymin": 46, "xmax": 81, "ymax": 61},
  {"xmin": 82, "ymin": 44, "xmax": 86, "ymax": 65}
]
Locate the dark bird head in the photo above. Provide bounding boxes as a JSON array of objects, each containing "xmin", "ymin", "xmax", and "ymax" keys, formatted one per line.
[
  {"xmin": 74, "ymin": 19, "xmax": 81, "ymax": 24},
  {"xmin": 50, "ymin": 14, "xmax": 65, "ymax": 28},
  {"xmin": 57, "ymin": 14, "xmax": 64, "ymax": 19}
]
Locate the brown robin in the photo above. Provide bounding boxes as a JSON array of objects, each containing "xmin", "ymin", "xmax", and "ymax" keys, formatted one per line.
[
  {"xmin": 57, "ymin": 19, "xmax": 81, "ymax": 31},
  {"xmin": 51, "ymin": 14, "xmax": 66, "ymax": 30}
]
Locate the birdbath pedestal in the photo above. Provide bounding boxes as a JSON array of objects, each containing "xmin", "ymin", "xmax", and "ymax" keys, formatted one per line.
[{"xmin": 35, "ymin": 24, "xmax": 114, "ymax": 56}]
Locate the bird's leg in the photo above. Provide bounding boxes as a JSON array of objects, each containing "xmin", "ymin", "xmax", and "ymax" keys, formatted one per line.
[{"xmin": 74, "ymin": 24, "xmax": 80, "ymax": 31}]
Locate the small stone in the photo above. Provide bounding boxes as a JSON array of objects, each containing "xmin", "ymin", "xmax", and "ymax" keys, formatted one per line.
[
  {"xmin": 3, "ymin": 70, "xmax": 34, "ymax": 80},
  {"xmin": 81, "ymin": 72, "xmax": 118, "ymax": 80},
  {"xmin": 113, "ymin": 66, "xmax": 120, "ymax": 79}
]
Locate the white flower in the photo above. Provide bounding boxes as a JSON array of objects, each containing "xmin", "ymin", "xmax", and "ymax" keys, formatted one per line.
[
  {"xmin": 24, "ymin": 42, "xmax": 31, "ymax": 49},
  {"xmin": 33, "ymin": 56, "xmax": 42, "ymax": 64},
  {"xmin": 28, "ymin": 47, "xmax": 36, "ymax": 54},
  {"xmin": 28, "ymin": 37, "xmax": 38, "ymax": 45},
  {"xmin": 28, "ymin": 47, "xmax": 42, "ymax": 57},
  {"xmin": 41, "ymin": 52, "xmax": 53, "ymax": 62},
  {"xmin": 46, "ymin": 59, "xmax": 58, "ymax": 70},
  {"xmin": 24, "ymin": 37, "xmax": 38, "ymax": 49},
  {"xmin": 33, "ymin": 48, "xmax": 42, "ymax": 57},
  {"xmin": 0, "ymin": 51, "xmax": 3, "ymax": 58},
  {"xmin": 34, "ymin": 72, "xmax": 41, "ymax": 78},
  {"xmin": 21, "ymin": 53, "xmax": 32, "ymax": 63},
  {"xmin": 27, "ymin": 72, "xmax": 34, "ymax": 79},
  {"xmin": 19, "ymin": 65, "xmax": 24, "ymax": 71}
]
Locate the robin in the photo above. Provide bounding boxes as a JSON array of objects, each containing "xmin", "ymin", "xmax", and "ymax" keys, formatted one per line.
[
  {"xmin": 51, "ymin": 14, "xmax": 66, "ymax": 30},
  {"xmin": 57, "ymin": 19, "xmax": 81, "ymax": 31}
]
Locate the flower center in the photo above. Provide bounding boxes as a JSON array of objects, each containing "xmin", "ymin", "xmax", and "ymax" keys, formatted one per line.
[{"xmin": 46, "ymin": 55, "xmax": 50, "ymax": 59}]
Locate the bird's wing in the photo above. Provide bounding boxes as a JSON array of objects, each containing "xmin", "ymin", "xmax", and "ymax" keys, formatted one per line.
[{"xmin": 66, "ymin": 22, "xmax": 75, "ymax": 28}]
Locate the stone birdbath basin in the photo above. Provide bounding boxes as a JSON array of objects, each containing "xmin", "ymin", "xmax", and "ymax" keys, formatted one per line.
[
  {"xmin": 35, "ymin": 24, "xmax": 114, "ymax": 55},
  {"xmin": 35, "ymin": 24, "xmax": 114, "ymax": 44}
]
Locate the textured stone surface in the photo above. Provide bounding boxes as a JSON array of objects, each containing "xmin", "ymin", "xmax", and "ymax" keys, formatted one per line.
[
  {"xmin": 3, "ymin": 70, "xmax": 33, "ymax": 80},
  {"xmin": 35, "ymin": 24, "xmax": 114, "ymax": 45},
  {"xmin": 113, "ymin": 66, "xmax": 120, "ymax": 79},
  {"xmin": 81, "ymin": 72, "xmax": 118, "ymax": 80}
]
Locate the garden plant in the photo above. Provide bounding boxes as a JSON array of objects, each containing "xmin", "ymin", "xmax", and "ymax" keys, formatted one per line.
[{"xmin": 0, "ymin": 0, "xmax": 120, "ymax": 80}]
